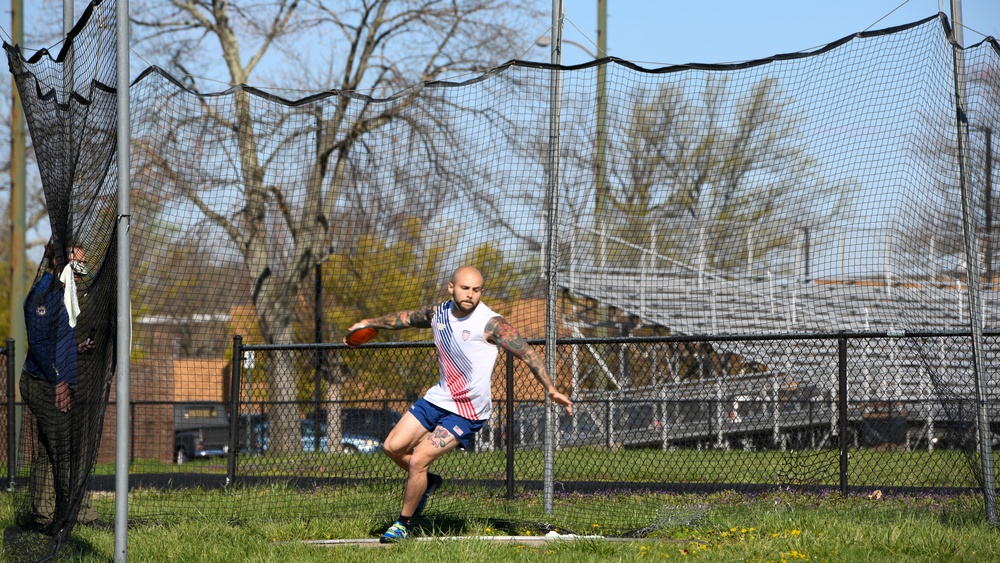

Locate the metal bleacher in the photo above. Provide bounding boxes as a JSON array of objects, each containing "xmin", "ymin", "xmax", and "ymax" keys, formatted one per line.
[{"xmin": 557, "ymin": 268, "xmax": 1000, "ymax": 450}]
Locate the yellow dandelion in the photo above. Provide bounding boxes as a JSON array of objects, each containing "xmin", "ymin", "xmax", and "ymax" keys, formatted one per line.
[
  {"xmin": 791, "ymin": 529, "xmax": 802, "ymax": 536},
  {"xmin": 721, "ymin": 532, "xmax": 728, "ymax": 537},
  {"xmin": 730, "ymin": 527, "xmax": 736, "ymax": 532},
  {"xmin": 741, "ymin": 528, "xmax": 747, "ymax": 533}
]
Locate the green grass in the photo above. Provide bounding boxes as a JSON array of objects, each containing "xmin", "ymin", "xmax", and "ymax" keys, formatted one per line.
[
  {"xmin": 114, "ymin": 446, "xmax": 987, "ymax": 488},
  {"xmin": 3, "ymin": 487, "xmax": 999, "ymax": 561}
]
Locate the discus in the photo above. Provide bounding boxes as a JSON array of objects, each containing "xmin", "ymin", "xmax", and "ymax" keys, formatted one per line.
[{"xmin": 345, "ymin": 326, "xmax": 377, "ymax": 347}]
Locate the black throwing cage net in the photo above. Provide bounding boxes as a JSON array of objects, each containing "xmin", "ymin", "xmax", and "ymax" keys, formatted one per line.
[
  {"xmin": 4, "ymin": 0, "xmax": 1000, "ymax": 553},
  {"xmin": 3, "ymin": 0, "xmax": 119, "ymax": 558}
]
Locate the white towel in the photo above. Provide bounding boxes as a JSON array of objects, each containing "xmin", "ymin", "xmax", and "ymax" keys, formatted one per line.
[{"xmin": 60, "ymin": 264, "xmax": 80, "ymax": 328}]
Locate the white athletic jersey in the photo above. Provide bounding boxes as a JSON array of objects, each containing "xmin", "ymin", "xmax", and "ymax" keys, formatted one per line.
[{"xmin": 424, "ymin": 300, "xmax": 500, "ymax": 421}]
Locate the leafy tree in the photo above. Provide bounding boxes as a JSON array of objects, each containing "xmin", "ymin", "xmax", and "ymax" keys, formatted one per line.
[{"xmin": 320, "ymin": 219, "xmax": 452, "ymax": 443}]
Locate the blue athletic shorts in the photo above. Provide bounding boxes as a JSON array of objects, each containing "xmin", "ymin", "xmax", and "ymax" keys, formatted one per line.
[{"xmin": 409, "ymin": 397, "xmax": 485, "ymax": 449}]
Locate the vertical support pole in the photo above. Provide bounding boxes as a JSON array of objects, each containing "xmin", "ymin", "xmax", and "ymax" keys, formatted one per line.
[
  {"xmin": 6, "ymin": 339, "xmax": 15, "ymax": 491},
  {"xmin": 595, "ymin": 0, "xmax": 608, "ymax": 269},
  {"xmin": 227, "ymin": 336, "xmax": 243, "ymax": 487},
  {"xmin": 128, "ymin": 402, "xmax": 134, "ymax": 464},
  {"xmin": 505, "ymin": 351, "xmax": 515, "ymax": 501},
  {"xmin": 543, "ymin": 0, "xmax": 564, "ymax": 516},
  {"xmin": 113, "ymin": 0, "xmax": 132, "ymax": 558},
  {"xmin": 951, "ymin": 0, "xmax": 997, "ymax": 525},
  {"xmin": 10, "ymin": 0, "xmax": 26, "ymax": 404},
  {"xmin": 983, "ymin": 129, "xmax": 994, "ymax": 278},
  {"xmin": 838, "ymin": 335, "xmax": 849, "ymax": 496},
  {"xmin": 313, "ymin": 264, "xmax": 324, "ymax": 453}
]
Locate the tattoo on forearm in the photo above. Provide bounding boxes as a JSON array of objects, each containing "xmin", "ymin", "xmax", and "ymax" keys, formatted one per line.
[
  {"xmin": 369, "ymin": 306, "xmax": 433, "ymax": 329},
  {"xmin": 488, "ymin": 317, "xmax": 551, "ymax": 390}
]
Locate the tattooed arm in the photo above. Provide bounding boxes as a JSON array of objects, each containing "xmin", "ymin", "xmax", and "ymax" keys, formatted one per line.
[
  {"xmin": 346, "ymin": 304, "xmax": 436, "ymax": 334},
  {"xmin": 485, "ymin": 316, "xmax": 573, "ymax": 415}
]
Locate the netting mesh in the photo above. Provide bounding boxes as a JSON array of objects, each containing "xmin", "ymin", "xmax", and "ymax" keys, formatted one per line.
[
  {"xmin": 2, "ymin": 1, "xmax": 119, "ymax": 558},
  {"xmin": 4, "ymin": 0, "xmax": 1000, "ymax": 551}
]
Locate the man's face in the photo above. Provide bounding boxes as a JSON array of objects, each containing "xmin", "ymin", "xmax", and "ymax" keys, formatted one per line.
[{"xmin": 448, "ymin": 268, "xmax": 484, "ymax": 317}]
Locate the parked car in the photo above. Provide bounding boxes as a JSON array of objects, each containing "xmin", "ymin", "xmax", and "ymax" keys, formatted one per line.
[
  {"xmin": 174, "ymin": 404, "xmax": 270, "ymax": 464},
  {"xmin": 301, "ymin": 408, "xmax": 402, "ymax": 454},
  {"xmin": 174, "ymin": 405, "xmax": 402, "ymax": 462},
  {"xmin": 174, "ymin": 403, "xmax": 229, "ymax": 464},
  {"xmin": 511, "ymin": 404, "xmax": 603, "ymax": 448}
]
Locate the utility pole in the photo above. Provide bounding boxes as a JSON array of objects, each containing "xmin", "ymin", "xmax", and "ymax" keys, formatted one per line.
[
  {"xmin": 951, "ymin": 0, "xmax": 997, "ymax": 526},
  {"xmin": 595, "ymin": 0, "xmax": 608, "ymax": 269},
  {"xmin": 10, "ymin": 0, "xmax": 26, "ymax": 400}
]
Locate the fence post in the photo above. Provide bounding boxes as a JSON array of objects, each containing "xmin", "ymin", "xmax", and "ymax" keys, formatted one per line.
[
  {"xmin": 313, "ymin": 263, "xmax": 324, "ymax": 454},
  {"xmin": 227, "ymin": 335, "xmax": 243, "ymax": 488},
  {"xmin": 505, "ymin": 350, "xmax": 515, "ymax": 501},
  {"xmin": 130, "ymin": 402, "xmax": 135, "ymax": 464},
  {"xmin": 6, "ymin": 338, "xmax": 15, "ymax": 491},
  {"xmin": 838, "ymin": 335, "xmax": 849, "ymax": 495}
]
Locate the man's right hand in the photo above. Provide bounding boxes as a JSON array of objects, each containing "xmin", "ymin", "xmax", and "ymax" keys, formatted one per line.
[
  {"xmin": 78, "ymin": 338, "xmax": 96, "ymax": 354},
  {"xmin": 54, "ymin": 381, "xmax": 72, "ymax": 413}
]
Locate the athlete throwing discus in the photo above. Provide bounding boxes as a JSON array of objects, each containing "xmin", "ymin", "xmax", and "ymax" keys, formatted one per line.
[{"xmin": 345, "ymin": 265, "xmax": 573, "ymax": 543}]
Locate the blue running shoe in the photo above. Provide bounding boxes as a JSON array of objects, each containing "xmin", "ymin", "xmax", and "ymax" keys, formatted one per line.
[
  {"xmin": 379, "ymin": 521, "xmax": 410, "ymax": 543},
  {"xmin": 414, "ymin": 473, "xmax": 443, "ymax": 516}
]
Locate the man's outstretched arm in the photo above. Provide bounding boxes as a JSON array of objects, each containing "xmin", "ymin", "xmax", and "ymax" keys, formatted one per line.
[
  {"xmin": 485, "ymin": 316, "xmax": 573, "ymax": 415},
  {"xmin": 346, "ymin": 304, "xmax": 436, "ymax": 333}
]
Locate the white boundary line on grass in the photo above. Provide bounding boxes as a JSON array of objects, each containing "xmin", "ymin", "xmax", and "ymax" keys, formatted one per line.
[{"xmin": 299, "ymin": 534, "xmax": 606, "ymax": 547}]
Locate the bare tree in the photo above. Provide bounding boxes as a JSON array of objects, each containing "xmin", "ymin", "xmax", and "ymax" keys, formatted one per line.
[
  {"xmin": 127, "ymin": 0, "xmax": 545, "ymax": 452},
  {"xmin": 908, "ymin": 58, "xmax": 1000, "ymax": 281},
  {"xmin": 588, "ymin": 75, "xmax": 855, "ymax": 276}
]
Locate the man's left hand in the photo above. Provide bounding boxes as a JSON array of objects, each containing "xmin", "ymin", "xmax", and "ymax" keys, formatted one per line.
[{"xmin": 549, "ymin": 389, "xmax": 573, "ymax": 416}]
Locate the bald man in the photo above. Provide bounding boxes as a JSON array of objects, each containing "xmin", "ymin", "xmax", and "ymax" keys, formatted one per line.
[{"xmin": 345, "ymin": 265, "xmax": 573, "ymax": 542}]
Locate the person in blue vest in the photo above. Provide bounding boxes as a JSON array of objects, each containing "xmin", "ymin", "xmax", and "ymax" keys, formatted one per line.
[{"xmin": 20, "ymin": 241, "xmax": 95, "ymax": 533}]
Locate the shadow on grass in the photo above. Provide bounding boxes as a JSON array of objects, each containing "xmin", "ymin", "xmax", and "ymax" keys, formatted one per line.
[
  {"xmin": 937, "ymin": 509, "xmax": 993, "ymax": 528},
  {"xmin": 368, "ymin": 513, "xmax": 578, "ymax": 539},
  {"xmin": 3, "ymin": 525, "xmax": 105, "ymax": 563}
]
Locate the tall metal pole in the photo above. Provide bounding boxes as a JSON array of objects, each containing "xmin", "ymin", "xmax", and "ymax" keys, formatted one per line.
[
  {"xmin": 950, "ymin": 0, "xmax": 997, "ymax": 525},
  {"xmin": 64, "ymin": 0, "xmax": 74, "ymax": 34},
  {"xmin": 114, "ymin": 0, "xmax": 133, "ymax": 557},
  {"xmin": 543, "ymin": 0, "xmax": 563, "ymax": 516},
  {"xmin": 10, "ymin": 0, "xmax": 26, "ymax": 403},
  {"xmin": 595, "ymin": 0, "xmax": 608, "ymax": 268},
  {"xmin": 64, "ymin": 0, "xmax": 74, "ymax": 147},
  {"xmin": 983, "ymin": 128, "xmax": 994, "ymax": 278}
]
